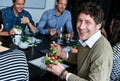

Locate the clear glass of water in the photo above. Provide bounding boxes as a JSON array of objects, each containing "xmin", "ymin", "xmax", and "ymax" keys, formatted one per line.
[{"xmin": 57, "ymin": 27, "xmax": 63, "ymax": 45}]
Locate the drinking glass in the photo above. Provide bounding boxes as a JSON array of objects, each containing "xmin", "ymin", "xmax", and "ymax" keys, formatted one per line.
[
  {"xmin": 65, "ymin": 33, "xmax": 71, "ymax": 45},
  {"xmin": 57, "ymin": 27, "xmax": 63, "ymax": 45}
]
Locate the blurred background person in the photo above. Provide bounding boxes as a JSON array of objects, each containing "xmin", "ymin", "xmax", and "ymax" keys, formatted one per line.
[
  {"xmin": 101, "ymin": 13, "xmax": 120, "ymax": 81},
  {"xmin": 37, "ymin": 0, "xmax": 74, "ymax": 41},
  {"xmin": 0, "ymin": 41, "xmax": 29, "ymax": 81},
  {"xmin": 108, "ymin": 13, "xmax": 120, "ymax": 81},
  {"xmin": 0, "ymin": 0, "xmax": 37, "ymax": 47}
]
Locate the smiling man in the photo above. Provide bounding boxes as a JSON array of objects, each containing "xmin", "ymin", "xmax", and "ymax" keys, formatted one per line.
[
  {"xmin": 46, "ymin": 2, "xmax": 113, "ymax": 81},
  {"xmin": 37, "ymin": 0, "xmax": 74, "ymax": 39},
  {"xmin": 0, "ymin": 0, "xmax": 36, "ymax": 47},
  {"xmin": 1, "ymin": 0, "xmax": 36, "ymax": 35}
]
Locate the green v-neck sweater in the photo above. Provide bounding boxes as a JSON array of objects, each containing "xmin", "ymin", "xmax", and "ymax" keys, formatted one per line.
[{"xmin": 67, "ymin": 36, "xmax": 113, "ymax": 81}]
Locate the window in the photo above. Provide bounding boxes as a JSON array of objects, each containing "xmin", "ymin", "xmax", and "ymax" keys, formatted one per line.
[{"xmin": 0, "ymin": 0, "xmax": 46, "ymax": 9}]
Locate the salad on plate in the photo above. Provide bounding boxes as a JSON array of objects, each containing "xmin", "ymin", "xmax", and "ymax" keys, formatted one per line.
[{"xmin": 45, "ymin": 47, "xmax": 62, "ymax": 65}]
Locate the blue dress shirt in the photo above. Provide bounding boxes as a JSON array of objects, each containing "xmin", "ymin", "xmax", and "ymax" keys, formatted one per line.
[
  {"xmin": 37, "ymin": 9, "xmax": 74, "ymax": 35},
  {"xmin": 1, "ymin": 6, "xmax": 35, "ymax": 31}
]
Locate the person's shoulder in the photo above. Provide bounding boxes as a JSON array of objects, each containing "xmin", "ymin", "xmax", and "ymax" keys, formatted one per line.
[
  {"xmin": 92, "ymin": 36, "xmax": 113, "ymax": 59},
  {"xmin": 64, "ymin": 9, "xmax": 71, "ymax": 14},
  {"xmin": 8, "ymin": 49, "xmax": 25, "ymax": 56},
  {"xmin": 1, "ymin": 6, "xmax": 11, "ymax": 10},
  {"xmin": 63, "ymin": 9, "xmax": 71, "ymax": 16},
  {"xmin": 113, "ymin": 42, "xmax": 120, "ymax": 59},
  {"xmin": 44, "ymin": 9, "xmax": 54, "ymax": 13},
  {"xmin": 13, "ymin": 49, "xmax": 25, "ymax": 53},
  {"xmin": 94, "ymin": 36, "xmax": 112, "ymax": 51},
  {"xmin": 114, "ymin": 42, "xmax": 120, "ymax": 47},
  {"xmin": 113, "ymin": 42, "xmax": 120, "ymax": 50},
  {"xmin": 42, "ymin": 9, "xmax": 54, "ymax": 16},
  {"xmin": 22, "ymin": 9, "xmax": 30, "ymax": 14},
  {"xmin": 1, "ymin": 6, "xmax": 12, "ymax": 12},
  {"xmin": 64, "ymin": 9, "xmax": 70, "ymax": 12},
  {"xmin": 0, "ymin": 49, "xmax": 25, "ymax": 57},
  {"xmin": 20, "ymin": 9, "xmax": 32, "ymax": 17},
  {"xmin": 99, "ymin": 36, "xmax": 111, "ymax": 46}
]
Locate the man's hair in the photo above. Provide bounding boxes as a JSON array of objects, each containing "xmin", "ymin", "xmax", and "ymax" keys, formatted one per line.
[
  {"xmin": 56, "ymin": 0, "xmax": 59, "ymax": 2},
  {"xmin": 12, "ymin": 0, "xmax": 25, "ymax": 3},
  {"xmin": 77, "ymin": 2, "xmax": 104, "ymax": 24},
  {"xmin": 12, "ymin": 0, "xmax": 17, "ymax": 3},
  {"xmin": 109, "ymin": 13, "xmax": 120, "ymax": 46},
  {"xmin": 56, "ymin": 0, "xmax": 68, "ymax": 3}
]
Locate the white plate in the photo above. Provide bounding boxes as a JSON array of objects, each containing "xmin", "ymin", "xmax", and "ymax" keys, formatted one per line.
[
  {"xmin": 13, "ymin": 28, "xmax": 22, "ymax": 34},
  {"xmin": 28, "ymin": 37, "xmax": 42, "ymax": 45},
  {"xmin": 28, "ymin": 56, "xmax": 69, "ymax": 70}
]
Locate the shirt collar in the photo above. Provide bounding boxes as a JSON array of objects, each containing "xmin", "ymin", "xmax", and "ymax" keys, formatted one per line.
[
  {"xmin": 53, "ymin": 8, "xmax": 64, "ymax": 16},
  {"xmin": 53, "ymin": 9, "xmax": 56, "ymax": 16},
  {"xmin": 79, "ymin": 30, "xmax": 101, "ymax": 48},
  {"xmin": 11, "ymin": 6, "xmax": 22, "ymax": 17}
]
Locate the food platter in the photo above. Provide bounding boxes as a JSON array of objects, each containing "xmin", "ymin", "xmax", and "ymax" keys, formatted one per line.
[
  {"xmin": 28, "ymin": 56, "xmax": 69, "ymax": 70},
  {"xmin": 45, "ymin": 54, "xmax": 62, "ymax": 65}
]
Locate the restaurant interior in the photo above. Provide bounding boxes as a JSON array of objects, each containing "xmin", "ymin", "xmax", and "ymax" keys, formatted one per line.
[{"xmin": 0, "ymin": 0, "xmax": 120, "ymax": 81}]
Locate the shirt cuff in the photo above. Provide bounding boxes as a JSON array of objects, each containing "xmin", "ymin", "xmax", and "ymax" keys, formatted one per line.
[
  {"xmin": 64, "ymin": 51, "xmax": 69, "ymax": 59},
  {"xmin": 33, "ymin": 28, "xmax": 39, "ymax": 34},
  {"xmin": 66, "ymin": 52, "xmax": 69, "ymax": 59},
  {"xmin": 66, "ymin": 73, "xmax": 72, "ymax": 81}
]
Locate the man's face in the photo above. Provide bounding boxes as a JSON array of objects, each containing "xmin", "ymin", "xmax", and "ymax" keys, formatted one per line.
[
  {"xmin": 13, "ymin": 0, "xmax": 25, "ymax": 14},
  {"xmin": 76, "ymin": 13, "xmax": 101, "ymax": 41},
  {"xmin": 56, "ymin": 0, "xmax": 67, "ymax": 13}
]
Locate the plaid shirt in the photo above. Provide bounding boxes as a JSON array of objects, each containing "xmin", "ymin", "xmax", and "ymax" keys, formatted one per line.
[{"xmin": 110, "ymin": 42, "xmax": 120, "ymax": 81}]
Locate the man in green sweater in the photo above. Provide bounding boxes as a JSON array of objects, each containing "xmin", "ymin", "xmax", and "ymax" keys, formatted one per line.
[{"xmin": 46, "ymin": 2, "xmax": 113, "ymax": 81}]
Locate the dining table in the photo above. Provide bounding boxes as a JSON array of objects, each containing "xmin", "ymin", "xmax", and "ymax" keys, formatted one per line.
[{"xmin": 10, "ymin": 34, "xmax": 78, "ymax": 81}]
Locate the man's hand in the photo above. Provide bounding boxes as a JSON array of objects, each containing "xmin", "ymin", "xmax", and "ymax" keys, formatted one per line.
[
  {"xmin": 9, "ymin": 28, "xmax": 16, "ymax": 35},
  {"xmin": 50, "ymin": 43, "xmax": 63, "ymax": 56},
  {"xmin": 50, "ymin": 43, "xmax": 67, "ymax": 60},
  {"xmin": 65, "ymin": 33, "xmax": 73, "ymax": 39},
  {"xmin": 21, "ymin": 16, "xmax": 36, "ymax": 33},
  {"xmin": 21, "ymin": 16, "xmax": 30, "ymax": 24},
  {"xmin": 48, "ymin": 29, "xmax": 56, "ymax": 36},
  {"xmin": 46, "ymin": 62, "xmax": 65, "ymax": 76}
]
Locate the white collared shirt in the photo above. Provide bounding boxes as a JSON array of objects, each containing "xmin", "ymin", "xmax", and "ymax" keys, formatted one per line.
[{"xmin": 79, "ymin": 30, "xmax": 102, "ymax": 48}]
